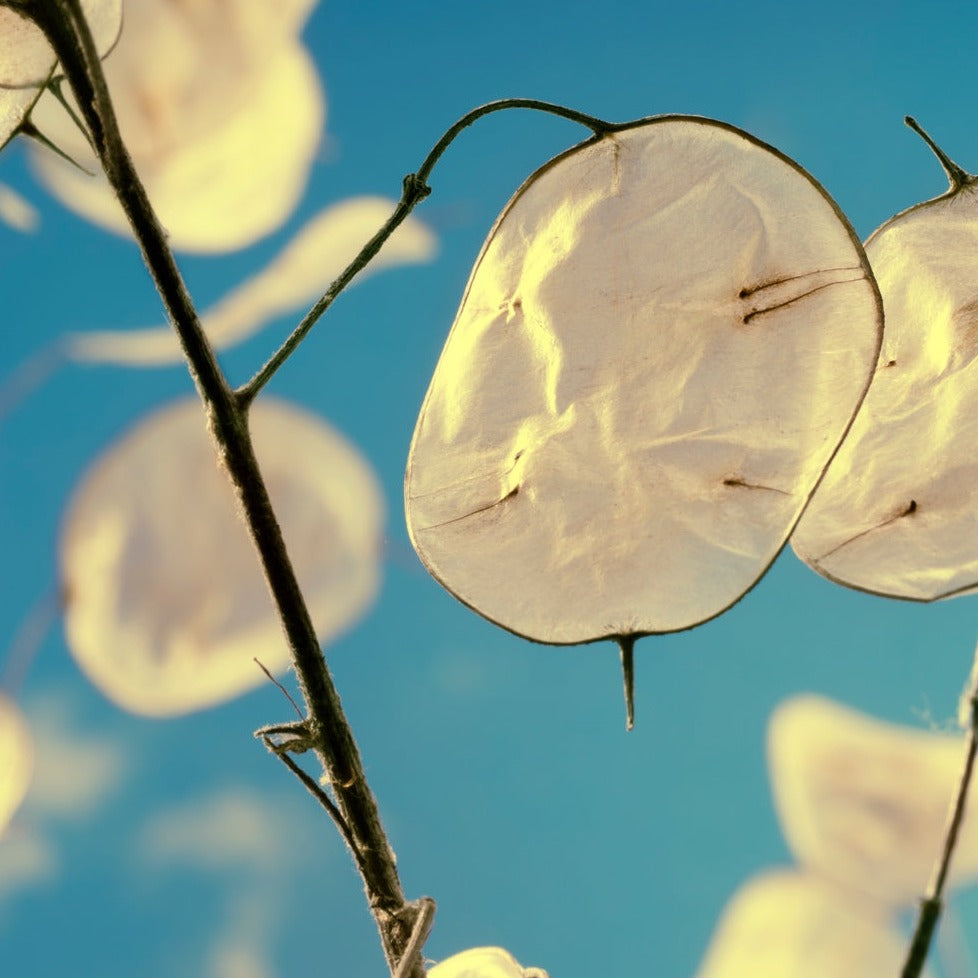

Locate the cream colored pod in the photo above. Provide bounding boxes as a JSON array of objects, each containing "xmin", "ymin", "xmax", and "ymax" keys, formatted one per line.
[
  {"xmin": 695, "ymin": 869, "xmax": 935, "ymax": 978},
  {"xmin": 0, "ymin": 693, "xmax": 32, "ymax": 836},
  {"xmin": 60, "ymin": 397, "xmax": 384, "ymax": 716},
  {"xmin": 28, "ymin": 0, "xmax": 323, "ymax": 252},
  {"xmin": 428, "ymin": 947, "xmax": 548, "ymax": 978},
  {"xmin": 767, "ymin": 694, "xmax": 978, "ymax": 906},
  {"xmin": 406, "ymin": 116, "xmax": 882, "ymax": 722},
  {"xmin": 793, "ymin": 121, "xmax": 978, "ymax": 599},
  {"xmin": 0, "ymin": 0, "xmax": 122, "ymax": 152}
]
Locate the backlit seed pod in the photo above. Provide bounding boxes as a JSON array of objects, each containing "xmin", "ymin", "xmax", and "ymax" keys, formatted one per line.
[
  {"xmin": 28, "ymin": 0, "xmax": 323, "ymax": 252},
  {"xmin": 406, "ymin": 117, "xmax": 881, "ymax": 665},
  {"xmin": 60, "ymin": 397, "xmax": 384, "ymax": 716},
  {"xmin": 792, "ymin": 121, "xmax": 978, "ymax": 599},
  {"xmin": 695, "ymin": 869, "xmax": 934, "ymax": 978},
  {"xmin": 428, "ymin": 947, "xmax": 548, "ymax": 978},
  {"xmin": 767, "ymin": 694, "xmax": 978, "ymax": 905},
  {"xmin": 0, "ymin": 693, "xmax": 32, "ymax": 836},
  {"xmin": 0, "ymin": 0, "xmax": 122, "ymax": 88}
]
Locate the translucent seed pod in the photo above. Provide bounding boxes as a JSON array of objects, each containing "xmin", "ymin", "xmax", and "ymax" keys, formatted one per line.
[
  {"xmin": 793, "ymin": 120, "xmax": 978, "ymax": 600},
  {"xmin": 405, "ymin": 116, "xmax": 882, "ymax": 723},
  {"xmin": 768, "ymin": 694, "xmax": 978, "ymax": 905},
  {"xmin": 428, "ymin": 947, "xmax": 548, "ymax": 978},
  {"xmin": 0, "ymin": 692, "xmax": 32, "ymax": 836},
  {"xmin": 0, "ymin": 0, "xmax": 122, "ymax": 89},
  {"xmin": 695, "ymin": 869, "xmax": 935, "ymax": 978},
  {"xmin": 60, "ymin": 397, "xmax": 384, "ymax": 716},
  {"xmin": 28, "ymin": 0, "xmax": 322, "ymax": 252}
]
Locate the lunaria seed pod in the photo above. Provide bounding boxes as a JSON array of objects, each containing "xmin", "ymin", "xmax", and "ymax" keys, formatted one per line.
[
  {"xmin": 61, "ymin": 397, "xmax": 384, "ymax": 716},
  {"xmin": 793, "ymin": 119, "xmax": 978, "ymax": 601},
  {"xmin": 405, "ymin": 115, "xmax": 882, "ymax": 723}
]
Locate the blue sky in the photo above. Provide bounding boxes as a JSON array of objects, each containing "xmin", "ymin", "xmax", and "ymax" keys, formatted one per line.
[{"xmin": 3, "ymin": 2, "xmax": 978, "ymax": 976}]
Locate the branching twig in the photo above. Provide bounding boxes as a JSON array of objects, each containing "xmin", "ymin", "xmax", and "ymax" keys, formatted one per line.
[
  {"xmin": 14, "ymin": 1, "xmax": 432, "ymax": 972},
  {"xmin": 238, "ymin": 98, "xmax": 615, "ymax": 402},
  {"xmin": 254, "ymin": 656, "xmax": 304, "ymax": 719},
  {"xmin": 258, "ymin": 731, "xmax": 360, "ymax": 864},
  {"xmin": 901, "ymin": 637, "xmax": 978, "ymax": 978},
  {"xmin": 393, "ymin": 898, "xmax": 437, "ymax": 978}
]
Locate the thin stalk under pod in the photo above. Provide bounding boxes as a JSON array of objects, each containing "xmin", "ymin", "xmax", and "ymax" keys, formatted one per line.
[{"xmin": 618, "ymin": 635, "xmax": 636, "ymax": 731}]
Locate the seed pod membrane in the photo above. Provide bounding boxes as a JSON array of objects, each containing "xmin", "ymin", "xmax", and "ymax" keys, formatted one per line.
[
  {"xmin": 0, "ymin": 0, "xmax": 122, "ymax": 89},
  {"xmin": 0, "ymin": 693, "xmax": 32, "ymax": 836},
  {"xmin": 406, "ymin": 117, "xmax": 882, "ymax": 644},
  {"xmin": 793, "ymin": 128, "xmax": 978, "ymax": 599},
  {"xmin": 695, "ymin": 869, "xmax": 935, "ymax": 978},
  {"xmin": 61, "ymin": 397, "xmax": 384, "ymax": 716},
  {"xmin": 768, "ymin": 694, "xmax": 978, "ymax": 905}
]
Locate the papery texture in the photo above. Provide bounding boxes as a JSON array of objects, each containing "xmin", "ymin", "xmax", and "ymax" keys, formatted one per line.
[
  {"xmin": 696, "ymin": 868, "xmax": 933, "ymax": 978},
  {"xmin": 29, "ymin": 0, "xmax": 323, "ymax": 251},
  {"xmin": 794, "ymin": 182, "xmax": 978, "ymax": 600},
  {"xmin": 768, "ymin": 694, "xmax": 978, "ymax": 904},
  {"xmin": 407, "ymin": 118, "xmax": 881, "ymax": 643},
  {"xmin": 0, "ymin": 693, "xmax": 32, "ymax": 835},
  {"xmin": 61, "ymin": 397, "xmax": 384, "ymax": 715}
]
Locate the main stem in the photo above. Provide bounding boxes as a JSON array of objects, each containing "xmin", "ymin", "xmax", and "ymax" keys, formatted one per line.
[{"xmin": 25, "ymin": 1, "xmax": 425, "ymax": 973}]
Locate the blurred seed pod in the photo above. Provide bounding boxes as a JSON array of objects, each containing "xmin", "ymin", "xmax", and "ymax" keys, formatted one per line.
[
  {"xmin": 428, "ymin": 947, "xmax": 548, "ymax": 978},
  {"xmin": 768, "ymin": 694, "xmax": 978, "ymax": 905},
  {"xmin": 28, "ymin": 0, "xmax": 323, "ymax": 252},
  {"xmin": 60, "ymin": 396, "xmax": 384, "ymax": 716},
  {"xmin": 695, "ymin": 868, "xmax": 934, "ymax": 978},
  {"xmin": 0, "ymin": 692, "xmax": 32, "ymax": 836}
]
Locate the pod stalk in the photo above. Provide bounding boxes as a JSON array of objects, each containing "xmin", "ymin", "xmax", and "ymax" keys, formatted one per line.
[
  {"xmin": 905, "ymin": 116, "xmax": 973, "ymax": 192},
  {"xmin": 618, "ymin": 635, "xmax": 636, "ymax": 731}
]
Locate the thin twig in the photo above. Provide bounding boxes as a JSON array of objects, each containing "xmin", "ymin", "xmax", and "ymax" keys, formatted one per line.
[
  {"xmin": 393, "ymin": 898, "xmax": 437, "ymax": 978},
  {"xmin": 901, "ymin": 637, "xmax": 978, "ymax": 978},
  {"xmin": 259, "ymin": 733, "xmax": 362, "ymax": 869},
  {"xmin": 238, "ymin": 98, "xmax": 615, "ymax": 402},
  {"xmin": 254, "ymin": 657, "xmax": 304, "ymax": 719},
  {"xmin": 19, "ymin": 2, "xmax": 428, "ymax": 973}
]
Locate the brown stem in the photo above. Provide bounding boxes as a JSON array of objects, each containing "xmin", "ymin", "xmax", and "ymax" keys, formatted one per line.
[
  {"xmin": 240, "ymin": 97, "xmax": 614, "ymax": 401},
  {"xmin": 16, "ymin": 1, "xmax": 429, "ymax": 972},
  {"xmin": 901, "ymin": 638, "xmax": 978, "ymax": 978}
]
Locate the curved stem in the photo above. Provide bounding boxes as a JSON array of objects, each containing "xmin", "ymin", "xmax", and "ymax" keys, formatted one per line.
[
  {"xmin": 21, "ymin": 1, "xmax": 429, "ymax": 973},
  {"xmin": 901, "ymin": 637, "xmax": 978, "ymax": 978},
  {"xmin": 238, "ymin": 98, "xmax": 615, "ymax": 403}
]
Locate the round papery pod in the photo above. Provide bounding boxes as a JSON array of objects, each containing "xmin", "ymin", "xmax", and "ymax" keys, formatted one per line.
[
  {"xmin": 767, "ymin": 694, "xmax": 978, "ymax": 906},
  {"xmin": 0, "ymin": 693, "xmax": 32, "ymax": 836},
  {"xmin": 428, "ymin": 947, "xmax": 548, "ymax": 978},
  {"xmin": 28, "ymin": 0, "xmax": 323, "ymax": 252},
  {"xmin": 405, "ymin": 116, "xmax": 882, "ymax": 647},
  {"xmin": 0, "ymin": 0, "xmax": 122, "ymax": 88},
  {"xmin": 60, "ymin": 397, "xmax": 384, "ymax": 716},
  {"xmin": 694, "ymin": 868, "xmax": 935, "ymax": 978},
  {"xmin": 793, "ymin": 124, "xmax": 978, "ymax": 600}
]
